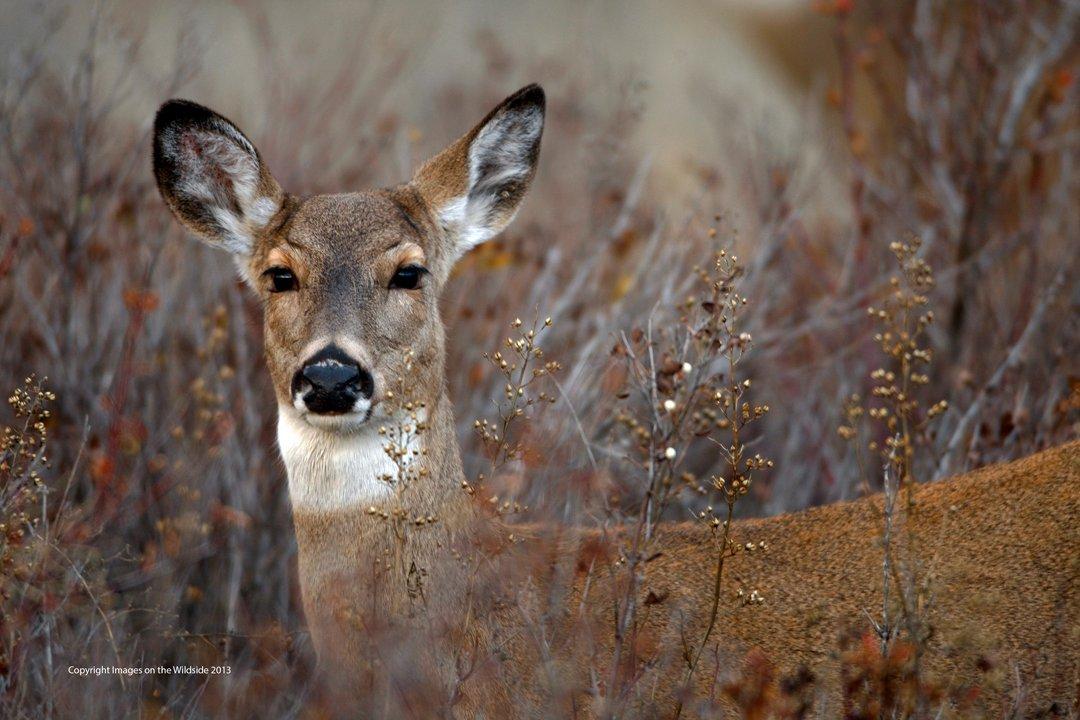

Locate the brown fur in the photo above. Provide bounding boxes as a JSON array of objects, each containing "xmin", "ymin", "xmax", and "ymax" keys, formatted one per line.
[{"xmin": 541, "ymin": 440, "xmax": 1079, "ymax": 717}]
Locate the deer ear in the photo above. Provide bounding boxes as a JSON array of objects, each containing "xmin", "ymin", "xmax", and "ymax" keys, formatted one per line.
[
  {"xmin": 411, "ymin": 84, "xmax": 544, "ymax": 259},
  {"xmin": 153, "ymin": 100, "xmax": 286, "ymax": 256}
]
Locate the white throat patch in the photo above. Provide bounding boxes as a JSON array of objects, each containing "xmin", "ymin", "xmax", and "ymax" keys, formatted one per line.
[{"xmin": 277, "ymin": 408, "xmax": 403, "ymax": 513}]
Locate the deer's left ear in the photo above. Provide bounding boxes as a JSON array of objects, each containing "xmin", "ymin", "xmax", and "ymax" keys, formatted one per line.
[{"xmin": 411, "ymin": 84, "xmax": 544, "ymax": 260}]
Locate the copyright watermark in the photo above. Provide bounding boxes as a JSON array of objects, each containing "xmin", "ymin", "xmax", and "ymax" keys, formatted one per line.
[{"xmin": 68, "ymin": 665, "xmax": 232, "ymax": 677}]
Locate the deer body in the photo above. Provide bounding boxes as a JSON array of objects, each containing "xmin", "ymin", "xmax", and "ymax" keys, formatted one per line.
[
  {"xmin": 572, "ymin": 442, "xmax": 1079, "ymax": 716},
  {"xmin": 153, "ymin": 87, "xmax": 1079, "ymax": 717}
]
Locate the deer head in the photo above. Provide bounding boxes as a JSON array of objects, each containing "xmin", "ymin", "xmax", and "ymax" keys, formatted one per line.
[{"xmin": 153, "ymin": 87, "xmax": 544, "ymax": 498}]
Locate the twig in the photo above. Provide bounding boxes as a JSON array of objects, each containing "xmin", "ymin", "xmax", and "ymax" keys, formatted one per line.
[
  {"xmin": 994, "ymin": 3, "xmax": 1080, "ymax": 169},
  {"xmin": 936, "ymin": 265, "xmax": 1069, "ymax": 477},
  {"xmin": 549, "ymin": 374, "xmax": 598, "ymax": 472}
]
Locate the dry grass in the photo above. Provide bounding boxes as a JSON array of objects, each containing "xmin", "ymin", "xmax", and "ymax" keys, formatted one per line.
[{"xmin": 0, "ymin": 1, "xmax": 1077, "ymax": 717}]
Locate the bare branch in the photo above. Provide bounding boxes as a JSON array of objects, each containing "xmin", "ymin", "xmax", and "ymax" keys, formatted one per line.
[{"xmin": 936, "ymin": 264, "xmax": 1071, "ymax": 478}]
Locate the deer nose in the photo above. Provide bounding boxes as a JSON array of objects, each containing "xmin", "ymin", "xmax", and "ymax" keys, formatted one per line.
[{"xmin": 293, "ymin": 347, "xmax": 374, "ymax": 415}]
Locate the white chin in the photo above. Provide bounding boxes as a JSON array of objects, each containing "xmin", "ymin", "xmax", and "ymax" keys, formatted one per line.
[{"xmin": 302, "ymin": 412, "xmax": 370, "ymax": 432}]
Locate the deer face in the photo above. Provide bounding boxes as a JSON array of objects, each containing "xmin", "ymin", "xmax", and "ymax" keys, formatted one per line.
[{"xmin": 153, "ymin": 87, "xmax": 544, "ymax": 433}]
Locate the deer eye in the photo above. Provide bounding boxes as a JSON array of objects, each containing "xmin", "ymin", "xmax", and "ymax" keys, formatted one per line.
[
  {"xmin": 389, "ymin": 264, "xmax": 427, "ymax": 290},
  {"xmin": 264, "ymin": 267, "xmax": 298, "ymax": 293}
]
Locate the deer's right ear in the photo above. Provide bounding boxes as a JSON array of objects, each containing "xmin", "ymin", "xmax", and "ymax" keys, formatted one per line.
[
  {"xmin": 410, "ymin": 84, "xmax": 545, "ymax": 263},
  {"xmin": 153, "ymin": 100, "xmax": 286, "ymax": 257}
]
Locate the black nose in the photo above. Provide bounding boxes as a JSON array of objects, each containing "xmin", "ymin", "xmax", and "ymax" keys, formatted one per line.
[{"xmin": 292, "ymin": 346, "xmax": 374, "ymax": 415}]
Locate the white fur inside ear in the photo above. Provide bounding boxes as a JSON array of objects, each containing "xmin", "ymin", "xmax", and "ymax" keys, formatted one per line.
[
  {"xmin": 436, "ymin": 195, "xmax": 484, "ymax": 251},
  {"xmin": 437, "ymin": 104, "xmax": 543, "ymax": 255},
  {"xmin": 166, "ymin": 119, "xmax": 278, "ymax": 255}
]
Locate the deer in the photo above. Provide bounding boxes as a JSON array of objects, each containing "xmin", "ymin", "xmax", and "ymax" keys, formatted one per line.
[{"xmin": 152, "ymin": 85, "xmax": 1079, "ymax": 718}]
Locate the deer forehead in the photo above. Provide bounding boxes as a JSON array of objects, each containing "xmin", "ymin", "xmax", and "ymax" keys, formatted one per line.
[{"xmin": 280, "ymin": 191, "xmax": 430, "ymax": 258}]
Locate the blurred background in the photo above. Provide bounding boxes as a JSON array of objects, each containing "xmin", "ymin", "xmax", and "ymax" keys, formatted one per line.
[
  {"xmin": 1, "ymin": 0, "xmax": 1076, "ymax": 716},
  {"xmin": 1, "ymin": 0, "xmax": 840, "ymax": 206}
]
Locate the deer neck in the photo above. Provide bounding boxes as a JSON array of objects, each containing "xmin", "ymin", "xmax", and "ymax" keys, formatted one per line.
[{"xmin": 276, "ymin": 391, "xmax": 481, "ymax": 593}]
